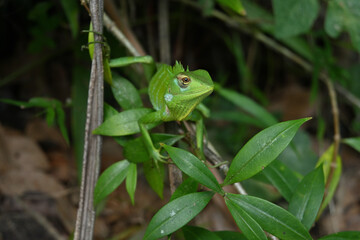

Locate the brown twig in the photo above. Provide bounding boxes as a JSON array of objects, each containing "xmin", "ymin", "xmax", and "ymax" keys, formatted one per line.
[
  {"xmin": 74, "ymin": 0, "xmax": 104, "ymax": 239},
  {"xmin": 158, "ymin": 0, "xmax": 171, "ymax": 64},
  {"xmin": 104, "ymin": 0, "xmax": 146, "ymax": 56},
  {"xmin": 103, "ymin": 14, "xmax": 141, "ymax": 56},
  {"xmin": 157, "ymin": 0, "xmax": 183, "ymax": 194}
]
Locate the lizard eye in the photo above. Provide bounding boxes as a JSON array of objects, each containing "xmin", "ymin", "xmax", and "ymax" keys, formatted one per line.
[{"xmin": 177, "ymin": 74, "xmax": 191, "ymax": 88}]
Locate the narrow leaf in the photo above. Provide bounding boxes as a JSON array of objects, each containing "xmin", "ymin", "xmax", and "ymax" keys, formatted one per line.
[
  {"xmin": 126, "ymin": 163, "xmax": 137, "ymax": 205},
  {"xmin": 1, "ymin": 97, "xmax": 53, "ymax": 108},
  {"xmin": 318, "ymin": 231, "xmax": 360, "ymax": 240},
  {"xmin": 109, "ymin": 55, "xmax": 154, "ymax": 67},
  {"xmin": 144, "ymin": 161, "xmax": 164, "ymax": 199},
  {"xmin": 0, "ymin": 98, "xmax": 34, "ymax": 108},
  {"xmin": 211, "ymin": 111, "xmax": 266, "ymax": 128},
  {"xmin": 111, "ymin": 73, "xmax": 143, "ymax": 110},
  {"xmin": 45, "ymin": 107, "xmax": 56, "ymax": 126},
  {"xmin": 262, "ymin": 159, "xmax": 301, "ymax": 202},
  {"xmin": 224, "ymin": 118, "xmax": 310, "ymax": 185},
  {"xmin": 164, "ymin": 145, "xmax": 223, "ymax": 193},
  {"xmin": 316, "ymin": 145, "xmax": 335, "ymax": 180},
  {"xmin": 144, "ymin": 192, "xmax": 214, "ymax": 240},
  {"xmin": 225, "ymin": 199, "xmax": 267, "ymax": 240},
  {"xmin": 215, "ymin": 85, "xmax": 277, "ymax": 127},
  {"xmin": 226, "ymin": 194, "xmax": 312, "ymax": 240},
  {"xmin": 183, "ymin": 226, "xmax": 222, "ymax": 240},
  {"xmin": 288, "ymin": 166, "xmax": 325, "ymax": 230},
  {"xmin": 94, "ymin": 160, "xmax": 130, "ymax": 205},
  {"xmin": 93, "ymin": 108, "xmax": 159, "ymax": 136},
  {"xmin": 342, "ymin": 137, "xmax": 360, "ymax": 153},
  {"xmin": 59, "ymin": 0, "xmax": 79, "ymax": 37},
  {"xmin": 216, "ymin": 0, "xmax": 246, "ymax": 15},
  {"xmin": 318, "ymin": 156, "xmax": 342, "ymax": 217},
  {"xmin": 55, "ymin": 103, "xmax": 70, "ymax": 144}
]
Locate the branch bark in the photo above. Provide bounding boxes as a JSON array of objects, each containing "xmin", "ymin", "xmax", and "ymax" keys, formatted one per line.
[
  {"xmin": 157, "ymin": 0, "xmax": 183, "ymax": 194},
  {"xmin": 74, "ymin": 0, "xmax": 104, "ymax": 239}
]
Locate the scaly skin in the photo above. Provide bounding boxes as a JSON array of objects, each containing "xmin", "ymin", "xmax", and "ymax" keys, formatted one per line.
[{"xmin": 139, "ymin": 62, "xmax": 214, "ymax": 164}]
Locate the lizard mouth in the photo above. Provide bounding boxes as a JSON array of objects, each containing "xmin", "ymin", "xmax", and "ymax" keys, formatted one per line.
[{"xmin": 183, "ymin": 85, "xmax": 213, "ymax": 97}]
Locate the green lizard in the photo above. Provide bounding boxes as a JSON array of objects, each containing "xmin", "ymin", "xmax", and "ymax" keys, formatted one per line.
[
  {"xmin": 87, "ymin": 29, "xmax": 214, "ymax": 164},
  {"xmin": 139, "ymin": 62, "xmax": 214, "ymax": 164}
]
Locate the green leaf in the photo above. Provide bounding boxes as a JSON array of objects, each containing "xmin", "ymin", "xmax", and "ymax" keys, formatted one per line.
[
  {"xmin": 126, "ymin": 163, "xmax": 137, "ymax": 205},
  {"xmin": 262, "ymin": 159, "xmax": 301, "ymax": 202},
  {"xmin": 124, "ymin": 134, "xmax": 183, "ymax": 163},
  {"xmin": 224, "ymin": 118, "xmax": 310, "ymax": 185},
  {"xmin": 59, "ymin": 0, "xmax": 79, "ymax": 37},
  {"xmin": 216, "ymin": 0, "xmax": 246, "ymax": 15},
  {"xmin": 1, "ymin": 98, "xmax": 69, "ymax": 144},
  {"xmin": 272, "ymin": 0, "xmax": 319, "ymax": 38},
  {"xmin": 315, "ymin": 145, "xmax": 336, "ymax": 180},
  {"xmin": 318, "ymin": 231, "xmax": 360, "ymax": 240},
  {"xmin": 93, "ymin": 108, "xmax": 159, "ymax": 136},
  {"xmin": 164, "ymin": 145, "xmax": 223, "ymax": 193},
  {"xmin": 144, "ymin": 161, "xmax": 165, "ymax": 199},
  {"xmin": 123, "ymin": 138, "xmax": 150, "ymax": 163},
  {"xmin": 103, "ymin": 58, "xmax": 112, "ymax": 85},
  {"xmin": 29, "ymin": 97, "xmax": 56, "ymax": 108},
  {"xmin": 111, "ymin": 73, "xmax": 143, "ymax": 110},
  {"xmin": 318, "ymin": 156, "xmax": 342, "ymax": 217},
  {"xmin": 211, "ymin": 111, "xmax": 266, "ymax": 128},
  {"xmin": 198, "ymin": 0, "xmax": 215, "ymax": 16},
  {"xmin": 94, "ymin": 160, "xmax": 130, "ymax": 205},
  {"xmin": 225, "ymin": 199, "xmax": 267, "ymax": 240},
  {"xmin": 104, "ymin": 102, "xmax": 119, "ymax": 119},
  {"xmin": 288, "ymin": 166, "xmax": 325, "ymax": 230},
  {"xmin": 0, "ymin": 98, "xmax": 33, "ymax": 108},
  {"xmin": 214, "ymin": 231, "xmax": 247, "ymax": 240},
  {"xmin": 215, "ymin": 84, "xmax": 277, "ymax": 127},
  {"xmin": 183, "ymin": 226, "xmax": 222, "ymax": 240},
  {"xmin": 45, "ymin": 107, "xmax": 56, "ymax": 126},
  {"xmin": 170, "ymin": 177, "xmax": 199, "ymax": 201},
  {"xmin": 71, "ymin": 66, "xmax": 89, "ymax": 178},
  {"xmin": 242, "ymin": 0, "xmax": 313, "ymax": 61},
  {"xmin": 342, "ymin": 137, "xmax": 360, "ymax": 153},
  {"xmin": 55, "ymin": 102, "xmax": 70, "ymax": 144},
  {"xmin": 226, "ymin": 194, "xmax": 312, "ymax": 240},
  {"xmin": 325, "ymin": 0, "xmax": 360, "ymax": 52},
  {"xmin": 109, "ymin": 56, "xmax": 154, "ymax": 67},
  {"xmin": 1, "ymin": 97, "xmax": 53, "ymax": 108},
  {"xmin": 88, "ymin": 23, "xmax": 94, "ymax": 59},
  {"xmin": 143, "ymin": 192, "xmax": 214, "ymax": 240},
  {"xmin": 278, "ymin": 130, "xmax": 318, "ymax": 175}
]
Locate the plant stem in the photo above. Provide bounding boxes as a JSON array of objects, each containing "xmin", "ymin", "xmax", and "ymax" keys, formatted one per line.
[{"xmin": 74, "ymin": 0, "xmax": 104, "ymax": 239}]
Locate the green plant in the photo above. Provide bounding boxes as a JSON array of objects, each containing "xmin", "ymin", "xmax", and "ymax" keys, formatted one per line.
[
  {"xmin": 82, "ymin": 0, "xmax": 360, "ymax": 239},
  {"xmin": 3, "ymin": 0, "xmax": 360, "ymax": 239}
]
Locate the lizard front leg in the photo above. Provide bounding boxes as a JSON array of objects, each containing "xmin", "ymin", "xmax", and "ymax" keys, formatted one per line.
[{"xmin": 138, "ymin": 111, "xmax": 168, "ymax": 166}]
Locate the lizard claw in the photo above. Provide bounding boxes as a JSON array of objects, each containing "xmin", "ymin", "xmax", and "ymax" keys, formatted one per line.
[{"xmin": 150, "ymin": 148, "xmax": 169, "ymax": 167}]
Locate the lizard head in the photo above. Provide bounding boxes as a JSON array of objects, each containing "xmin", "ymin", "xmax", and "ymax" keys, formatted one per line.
[{"xmin": 164, "ymin": 67, "xmax": 214, "ymax": 120}]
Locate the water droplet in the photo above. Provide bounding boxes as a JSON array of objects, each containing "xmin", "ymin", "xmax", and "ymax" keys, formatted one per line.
[{"xmin": 170, "ymin": 210, "xmax": 176, "ymax": 217}]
